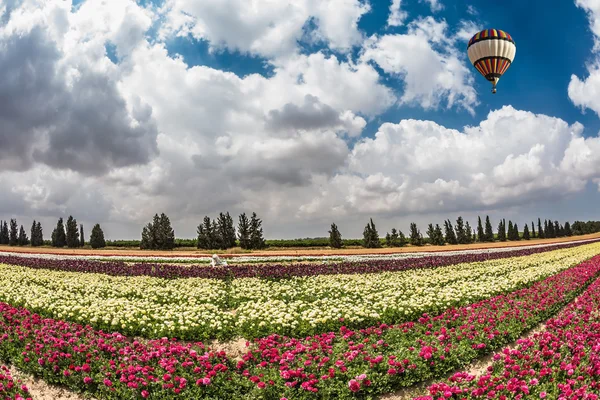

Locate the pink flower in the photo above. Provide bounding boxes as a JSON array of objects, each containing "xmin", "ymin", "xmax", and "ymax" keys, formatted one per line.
[
  {"xmin": 348, "ymin": 379, "xmax": 360, "ymax": 392},
  {"xmin": 540, "ymin": 393, "xmax": 547, "ymax": 398}
]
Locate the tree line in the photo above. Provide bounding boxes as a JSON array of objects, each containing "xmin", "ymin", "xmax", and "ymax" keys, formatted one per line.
[
  {"xmin": 1, "ymin": 213, "xmax": 599, "ymax": 250},
  {"xmin": 328, "ymin": 216, "xmax": 577, "ymax": 248}
]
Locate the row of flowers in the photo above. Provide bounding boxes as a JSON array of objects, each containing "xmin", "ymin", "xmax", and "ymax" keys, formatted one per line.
[
  {"xmin": 1, "ymin": 253, "xmax": 599, "ymax": 399},
  {"xmin": 0, "ymin": 365, "xmax": 30, "ymax": 400},
  {"xmin": 0, "ymin": 239, "xmax": 598, "ymax": 280},
  {"xmin": 0, "ymin": 244, "xmax": 599, "ymax": 341},
  {"xmin": 421, "ymin": 265, "xmax": 600, "ymax": 400},
  {"xmin": 3, "ymin": 238, "xmax": 597, "ymax": 265}
]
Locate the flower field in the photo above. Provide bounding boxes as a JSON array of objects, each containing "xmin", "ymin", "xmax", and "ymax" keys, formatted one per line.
[
  {"xmin": 1, "ymin": 243, "xmax": 599, "ymax": 340},
  {"xmin": 422, "ymin": 265, "xmax": 600, "ymax": 399},
  {"xmin": 0, "ymin": 250, "xmax": 599, "ymax": 398},
  {"xmin": 0, "ymin": 365, "xmax": 30, "ymax": 400},
  {"xmin": 1, "ymin": 242, "xmax": 600, "ymax": 399}
]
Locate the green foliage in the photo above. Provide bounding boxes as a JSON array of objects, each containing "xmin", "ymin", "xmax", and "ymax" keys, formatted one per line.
[
  {"xmin": 465, "ymin": 221, "xmax": 473, "ymax": 244},
  {"xmin": 237, "ymin": 213, "xmax": 251, "ymax": 250},
  {"xmin": 140, "ymin": 213, "xmax": 175, "ymax": 250},
  {"xmin": 89, "ymin": 224, "xmax": 106, "ymax": 249},
  {"xmin": 409, "ymin": 222, "xmax": 423, "ymax": 246},
  {"xmin": 523, "ymin": 224, "xmax": 530, "ymax": 240},
  {"xmin": 329, "ymin": 223, "xmax": 343, "ymax": 249},
  {"xmin": 249, "ymin": 212, "xmax": 266, "ymax": 250},
  {"xmin": 30, "ymin": 221, "xmax": 43, "ymax": 247},
  {"xmin": 53, "ymin": 218, "xmax": 66, "ymax": 247},
  {"xmin": 484, "ymin": 216, "xmax": 494, "ymax": 242},
  {"xmin": 427, "ymin": 223, "xmax": 445, "ymax": 246},
  {"xmin": 538, "ymin": 218, "xmax": 545, "ymax": 239},
  {"xmin": 497, "ymin": 219, "xmax": 506, "ymax": 242},
  {"xmin": 0, "ymin": 221, "xmax": 8, "ymax": 245},
  {"xmin": 455, "ymin": 216, "xmax": 467, "ymax": 244},
  {"xmin": 362, "ymin": 218, "xmax": 381, "ymax": 248},
  {"xmin": 66, "ymin": 216, "xmax": 80, "ymax": 248},
  {"xmin": 477, "ymin": 216, "xmax": 485, "ymax": 243},
  {"xmin": 80, "ymin": 224, "xmax": 85, "ymax": 247},
  {"xmin": 444, "ymin": 220, "xmax": 457, "ymax": 245},
  {"xmin": 531, "ymin": 222, "xmax": 536, "ymax": 238},
  {"xmin": 17, "ymin": 225, "xmax": 28, "ymax": 246},
  {"xmin": 564, "ymin": 221, "xmax": 573, "ymax": 236},
  {"xmin": 9, "ymin": 219, "xmax": 17, "ymax": 246}
]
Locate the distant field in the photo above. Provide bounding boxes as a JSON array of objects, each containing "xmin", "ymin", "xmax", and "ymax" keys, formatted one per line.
[{"xmin": 1, "ymin": 231, "xmax": 600, "ymax": 257}]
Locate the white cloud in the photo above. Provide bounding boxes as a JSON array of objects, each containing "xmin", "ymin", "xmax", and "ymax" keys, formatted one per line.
[
  {"xmin": 422, "ymin": 0, "xmax": 444, "ymax": 12},
  {"xmin": 361, "ymin": 17, "xmax": 478, "ymax": 114},
  {"xmin": 159, "ymin": 0, "xmax": 370, "ymax": 58},
  {"xmin": 387, "ymin": 0, "xmax": 407, "ymax": 27}
]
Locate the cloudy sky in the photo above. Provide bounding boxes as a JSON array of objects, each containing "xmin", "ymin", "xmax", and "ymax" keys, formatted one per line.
[{"xmin": 2, "ymin": 0, "xmax": 600, "ymax": 240}]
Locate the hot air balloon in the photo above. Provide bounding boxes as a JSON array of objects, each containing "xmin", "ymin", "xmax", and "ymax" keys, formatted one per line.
[{"xmin": 467, "ymin": 29, "xmax": 516, "ymax": 94}]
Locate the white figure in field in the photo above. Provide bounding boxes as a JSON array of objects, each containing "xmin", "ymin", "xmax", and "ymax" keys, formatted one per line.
[{"xmin": 210, "ymin": 254, "xmax": 227, "ymax": 267}]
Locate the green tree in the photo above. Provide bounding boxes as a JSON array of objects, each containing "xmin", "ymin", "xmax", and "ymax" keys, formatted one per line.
[
  {"xmin": 523, "ymin": 224, "xmax": 530, "ymax": 240},
  {"xmin": 159, "ymin": 213, "xmax": 175, "ymax": 250},
  {"xmin": 140, "ymin": 213, "xmax": 175, "ymax": 250},
  {"xmin": 444, "ymin": 220, "xmax": 457, "ymax": 245},
  {"xmin": 388, "ymin": 228, "xmax": 401, "ymax": 247},
  {"xmin": 196, "ymin": 217, "xmax": 211, "ymax": 250},
  {"xmin": 54, "ymin": 218, "xmax": 66, "ymax": 247},
  {"xmin": 30, "ymin": 220, "xmax": 43, "ymax": 247},
  {"xmin": 329, "ymin": 223, "xmax": 343, "ymax": 249},
  {"xmin": 477, "ymin": 216, "xmax": 485, "ymax": 242},
  {"xmin": 465, "ymin": 221, "xmax": 473, "ymax": 244},
  {"xmin": 455, "ymin": 216, "xmax": 467, "ymax": 244},
  {"xmin": 538, "ymin": 218, "xmax": 544, "ymax": 239},
  {"xmin": 497, "ymin": 219, "xmax": 506, "ymax": 241},
  {"xmin": 237, "ymin": 213, "xmax": 251, "ymax": 249},
  {"xmin": 89, "ymin": 224, "xmax": 106, "ymax": 249},
  {"xmin": 66, "ymin": 216, "xmax": 79, "ymax": 248},
  {"xmin": 9, "ymin": 219, "xmax": 18, "ymax": 246},
  {"xmin": 398, "ymin": 229, "xmax": 408, "ymax": 247},
  {"xmin": 409, "ymin": 222, "xmax": 423, "ymax": 246},
  {"xmin": 554, "ymin": 221, "xmax": 562, "ymax": 237},
  {"xmin": 17, "ymin": 225, "xmax": 28, "ymax": 246},
  {"xmin": 0, "ymin": 221, "xmax": 8, "ymax": 245},
  {"xmin": 506, "ymin": 220, "xmax": 513, "ymax": 240},
  {"xmin": 564, "ymin": 221, "xmax": 573, "ymax": 236},
  {"xmin": 513, "ymin": 223, "xmax": 520, "ymax": 240},
  {"xmin": 80, "ymin": 224, "xmax": 85, "ymax": 247},
  {"xmin": 484, "ymin": 216, "xmax": 494, "ymax": 242},
  {"xmin": 531, "ymin": 222, "xmax": 536, "ymax": 238},
  {"xmin": 362, "ymin": 218, "xmax": 381, "ymax": 248},
  {"xmin": 434, "ymin": 224, "xmax": 444, "ymax": 246},
  {"xmin": 249, "ymin": 212, "xmax": 266, "ymax": 250}
]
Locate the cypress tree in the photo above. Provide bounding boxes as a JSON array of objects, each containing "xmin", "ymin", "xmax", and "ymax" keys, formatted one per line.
[
  {"xmin": 217, "ymin": 213, "xmax": 229, "ymax": 250},
  {"xmin": 226, "ymin": 212, "xmax": 236, "ymax": 248},
  {"xmin": 444, "ymin": 220, "xmax": 457, "ymax": 244},
  {"xmin": 237, "ymin": 213, "xmax": 251, "ymax": 249},
  {"xmin": 538, "ymin": 218, "xmax": 544, "ymax": 239},
  {"xmin": 554, "ymin": 221, "xmax": 561, "ymax": 237},
  {"xmin": 89, "ymin": 224, "xmax": 106, "ymax": 249},
  {"xmin": 465, "ymin": 221, "xmax": 473, "ymax": 243},
  {"xmin": 514, "ymin": 223, "xmax": 520, "ymax": 240},
  {"xmin": 531, "ymin": 222, "xmax": 536, "ymax": 238},
  {"xmin": 159, "ymin": 213, "xmax": 175, "ymax": 250},
  {"xmin": 497, "ymin": 220, "xmax": 506, "ymax": 241},
  {"xmin": 196, "ymin": 218, "xmax": 209, "ymax": 250},
  {"xmin": 484, "ymin": 216, "xmax": 494, "ymax": 242},
  {"xmin": 398, "ymin": 229, "xmax": 408, "ymax": 247},
  {"xmin": 455, "ymin": 216, "xmax": 467, "ymax": 244},
  {"xmin": 477, "ymin": 216, "xmax": 485, "ymax": 242},
  {"xmin": 426, "ymin": 224, "xmax": 436, "ymax": 245},
  {"xmin": 36, "ymin": 222, "xmax": 43, "ymax": 246},
  {"xmin": 249, "ymin": 212, "xmax": 266, "ymax": 250},
  {"xmin": 80, "ymin": 224, "xmax": 85, "ymax": 247},
  {"xmin": 523, "ymin": 224, "xmax": 530, "ymax": 240},
  {"xmin": 30, "ymin": 220, "xmax": 38, "ymax": 247},
  {"xmin": 66, "ymin": 216, "xmax": 79, "ymax": 248},
  {"xmin": 54, "ymin": 218, "xmax": 66, "ymax": 247},
  {"xmin": 329, "ymin": 223, "xmax": 343, "ymax": 248},
  {"xmin": 363, "ymin": 218, "xmax": 380, "ymax": 248},
  {"xmin": 434, "ymin": 224, "xmax": 444, "ymax": 246},
  {"xmin": 9, "ymin": 219, "xmax": 18, "ymax": 246},
  {"xmin": 0, "ymin": 221, "xmax": 8, "ymax": 245},
  {"xmin": 564, "ymin": 222, "xmax": 573, "ymax": 236},
  {"xmin": 409, "ymin": 222, "xmax": 423, "ymax": 246},
  {"xmin": 390, "ymin": 228, "xmax": 401, "ymax": 247},
  {"xmin": 17, "ymin": 225, "xmax": 28, "ymax": 246},
  {"xmin": 211, "ymin": 220, "xmax": 223, "ymax": 250}
]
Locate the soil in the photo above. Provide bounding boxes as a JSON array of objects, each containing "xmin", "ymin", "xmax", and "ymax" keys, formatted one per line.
[
  {"xmin": 9, "ymin": 366, "xmax": 90, "ymax": 400},
  {"xmin": 1, "ymin": 233, "xmax": 598, "ymax": 258}
]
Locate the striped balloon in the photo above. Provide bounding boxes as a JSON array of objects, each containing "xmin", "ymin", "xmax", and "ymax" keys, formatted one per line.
[{"xmin": 467, "ymin": 29, "xmax": 516, "ymax": 94}]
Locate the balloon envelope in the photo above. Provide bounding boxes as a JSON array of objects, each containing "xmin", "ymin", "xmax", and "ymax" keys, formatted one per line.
[{"xmin": 467, "ymin": 29, "xmax": 516, "ymax": 93}]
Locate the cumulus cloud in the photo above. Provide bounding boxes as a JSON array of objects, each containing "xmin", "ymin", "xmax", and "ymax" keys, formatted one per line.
[
  {"xmin": 568, "ymin": 0, "xmax": 600, "ymax": 115},
  {"xmin": 159, "ymin": 0, "xmax": 370, "ymax": 58},
  {"xmin": 0, "ymin": 0, "xmax": 159, "ymax": 175},
  {"xmin": 361, "ymin": 17, "xmax": 478, "ymax": 114},
  {"xmin": 387, "ymin": 0, "xmax": 407, "ymax": 27}
]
